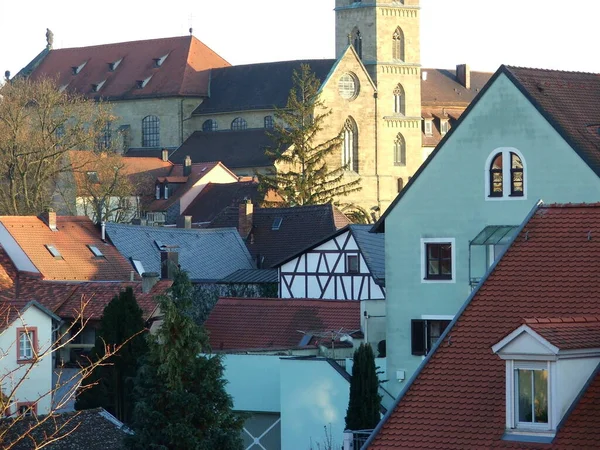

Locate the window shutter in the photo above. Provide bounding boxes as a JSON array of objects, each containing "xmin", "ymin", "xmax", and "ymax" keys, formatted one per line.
[{"xmin": 411, "ymin": 320, "xmax": 426, "ymax": 356}]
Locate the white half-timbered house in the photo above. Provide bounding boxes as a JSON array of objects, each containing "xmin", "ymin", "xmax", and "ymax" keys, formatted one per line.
[{"xmin": 277, "ymin": 225, "xmax": 385, "ymax": 300}]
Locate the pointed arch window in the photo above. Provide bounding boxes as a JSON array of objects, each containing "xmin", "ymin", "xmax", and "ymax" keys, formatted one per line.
[
  {"xmin": 486, "ymin": 149, "xmax": 526, "ymax": 199},
  {"xmin": 394, "ymin": 133, "xmax": 406, "ymax": 166},
  {"xmin": 351, "ymin": 28, "xmax": 363, "ymax": 59},
  {"xmin": 394, "ymin": 84, "xmax": 405, "ymax": 115},
  {"xmin": 393, "ymin": 27, "xmax": 405, "ymax": 61},
  {"xmin": 202, "ymin": 119, "xmax": 218, "ymax": 132},
  {"xmin": 342, "ymin": 117, "xmax": 359, "ymax": 173},
  {"xmin": 142, "ymin": 115, "xmax": 160, "ymax": 147},
  {"xmin": 231, "ymin": 117, "xmax": 247, "ymax": 131}
]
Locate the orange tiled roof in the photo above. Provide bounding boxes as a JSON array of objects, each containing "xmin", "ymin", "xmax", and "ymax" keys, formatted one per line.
[
  {"xmin": 0, "ymin": 216, "xmax": 137, "ymax": 282},
  {"xmin": 27, "ymin": 35, "xmax": 230, "ymax": 99},
  {"xmin": 368, "ymin": 203, "xmax": 600, "ymax": 449},
  {"xmin": 525, "ymin": 317, "xmax": 600, "ymax": 350}
]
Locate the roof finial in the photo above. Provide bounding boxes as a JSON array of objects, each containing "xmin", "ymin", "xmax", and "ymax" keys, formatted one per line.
[
  {"xmin": 46, "ymin": 28, "xmax": 54, "ymax": 49},
  {"xmin": 347, "ymin": 33, "xmax": 352, "ymax": 45}
]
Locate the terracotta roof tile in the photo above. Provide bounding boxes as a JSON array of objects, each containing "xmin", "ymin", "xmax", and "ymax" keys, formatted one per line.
[
  {"xmin": 368, "ymin": 203, "xmax": 600, "ymax": 449},
  {"xmin": 26, "ymin": 35, "xmax": 230, "ymax": 100},
  {"xmin": 421, "ymin": 68, "xmax": 492, "ymax": 106},
  {"xmin": 526, "ymin": 319, "xmax": 600, "ymax": 350},
  {"xmin": 204, "ymin": 297, "xmax": 360, "ymax": 351},
  {"xmin": 0, "ymin": 216, "xmax": 137, "ymax": 282}
]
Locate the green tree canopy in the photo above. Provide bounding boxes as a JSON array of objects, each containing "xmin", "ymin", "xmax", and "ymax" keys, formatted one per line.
[
  {"xmin": 259, "ymin": 64, "xmax": 361, "ymax": 206},
  {"xmin": 345, "ymin": 343, "xmax": 382, "ymax": 431},
  {"xmin": 127, "ymin": 269, "xmax": 244, "ymax": 450}
]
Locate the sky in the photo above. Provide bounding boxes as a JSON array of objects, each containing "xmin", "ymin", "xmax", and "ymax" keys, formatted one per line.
[{"xmin": 1, "ymin": 0, "xmax": 599, "ymax": 78}]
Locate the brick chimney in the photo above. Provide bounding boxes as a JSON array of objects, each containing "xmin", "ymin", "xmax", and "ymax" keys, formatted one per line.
[
  {"xmin": 161, "ymin": 148, "xmax": 169, "ymax": 162},
  {"xmin": 160, "ymin": 251, "xmax": 179, "ymax": 280},
  {"xmin": 456, "ymin": 64, "xmax": 471, "ymax": 89},
  {"xmin": 142, "ymin": 272, "xmax": 160, "ymax": 293},
  {"xmin": 40, "ymin": 209, "xmax": 57, "ymax": 231},
  {"xmin": 238, "ymin": 201, "xmax": 253, "ymax": 238},
  {"xmin": 183, "ymin": 155, "xmax": 192, "ymax": 177}
]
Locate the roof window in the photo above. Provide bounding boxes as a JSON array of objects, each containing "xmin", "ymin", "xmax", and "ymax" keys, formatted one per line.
[
  {"xmin": 45, "ymin": 244, "xmax": 62, "ymax": 259},
  {"xmin": 86, "ymin": 171, "xmax": 99, "ymax": 184},
  {"xmin": 108, "ymin": 59, "xmax": 122, "ymax": 72},
  {"xmin": 131, "ymin": 259, "xmax": 145, "ymax": 275},
  {"xmin": 71, "ymin": 62, "xmax": 87, "ymax": 75},
  {"xmin": 136, "ymin": 76, "xmax": 153, "ymax": 89},
  {"xmin": 87, "ymin": 245, "xmax": 104, "ymax": 258},
  {"xmin": 153, "ymin": 54, "xmax": 169, "ymax": 68},
  {"xmin": 91, "ymin": 80, "xmax": 106, "ymax": 92},
  {"xmin": 272, "ymin": 218, "xmax": 283, "ymax": 231}
]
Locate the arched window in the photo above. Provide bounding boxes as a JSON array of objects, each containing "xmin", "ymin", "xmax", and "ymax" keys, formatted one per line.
[
  {"xmin": 394, "ymin": 84, "xmax": 405, "ymax": 115},
  {"xmin": 393, "ymin": 27, "xmax": 405, "ymax": 61},
  {"xmin": 351, "ymin": 28, "xmax": 362, "ymax": 59},
  {"xmin": 397, "ymin": 177, "xmax": 404, "ymax": 193},
  {"xmin": 264, "ymin": 115, "xmax": 274, "ymax": 129},
  {"xmin": 202, "ymin": 119, "xmax": 218, "ymax": 132},
  {"xmin": 231, "ymin": 117, "xmax": 247, "ymax": 131},
  {"xmin": 342, "ymin": 117, "xmax": 359, "ymax": 173},
  {"xmin": 486, "ymin": 149, "xmax": 526, "ymax": 199},
  {"xmin": 394, "ymin": 133, "xmax": 406, "ymax": 166},
  {"xmin": 142, "ymin": 115, "xmax": 160, "ymax": 147}
]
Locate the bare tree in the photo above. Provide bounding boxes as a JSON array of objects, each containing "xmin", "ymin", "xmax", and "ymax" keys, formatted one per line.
[
  {"xmin": 0, "ymin": 77, "xmax": 113, "ymax": 215},
  {"xmin": 0, "ymin": 298, "xmax": 144, "ymax": 449}
]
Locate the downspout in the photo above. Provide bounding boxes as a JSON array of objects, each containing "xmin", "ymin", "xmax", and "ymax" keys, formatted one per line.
[{"xmin": 374, "ymin": 91, "xmax": 381, "ymax": 210}]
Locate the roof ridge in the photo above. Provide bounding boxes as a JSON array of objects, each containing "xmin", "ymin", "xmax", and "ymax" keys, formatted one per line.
[
  {"xmin": 218, "ymin": 297, "xmax": 360, "ymax": 305},
  {"xmin": 541, "ymin": 202, "xmax": 600, "ymax": 209},
  {"xmin": 506, "ymin": 65, "xmax": 600, "ymax": 76},
  {"xmin": 52, "ymin": 35, "xmax": 193, "ymax": 52},
  {"xmin": 525, "ymin": 316, "xmax": 600, "ymax": 325}
]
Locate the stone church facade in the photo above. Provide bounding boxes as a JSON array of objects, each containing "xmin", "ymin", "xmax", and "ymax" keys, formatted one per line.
[{"xmin": 19, "ymin": 0, "xmax": 490, "ymax": 214}]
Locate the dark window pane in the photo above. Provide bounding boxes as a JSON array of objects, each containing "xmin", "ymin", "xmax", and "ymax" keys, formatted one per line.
[
  {"xmin": 533, "ymin": 370, "xmax": 548, "ymax": 423},
  {"xmin": 517, "ymin": 369, "xmax": 533, "ymax": 422}
]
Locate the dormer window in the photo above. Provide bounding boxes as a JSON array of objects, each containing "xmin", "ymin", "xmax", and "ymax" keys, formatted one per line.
[
  {"xmin": 515, "ymin": 364, "xmax": 549, "ymax": 426},
  {"xmin": 91, "ymin": 80, "xmax": 106, "ymax": 92},
  {"xmin": 424, "ymin": 119, "xmax": 433, "ymax": 136},
  {"xmin": 71, "ymin": 62, "xmax": 86, "ymax": 75},
  {"xmin": 155, "ymin": 184, "xmax": 160, "ymax": 200},
  {"xmin": 153, "ymin": 54, "xmax": 169, "ymax": 67},
  {"xmin": 109, "ymin": 59, "xmax": 122, "ymax": 71},
  {"xmin": 440, "ymin": 119, "xmax": 449, "ymax": 135},
  {"xmin": 136, "ymin": 76, "xmax": 153, "ymax": 89}
]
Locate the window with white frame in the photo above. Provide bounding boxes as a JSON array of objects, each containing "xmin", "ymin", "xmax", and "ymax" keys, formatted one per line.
[
  {"xmin": 411, "ymin": 318, "xmax": 452, "ymax": 356},
  {"xmin": 440, "ymin": 119, "xmax": 449, "ymax": 135},
  {"xmin": 514, "ymin": 363, "xmax": 549, "ymax": 427},
  {"xmin": 424, "ymin": 119, "xmax": 433, "ymax": 136},
  {"xmin": 17, "ymin": 328, "xmax": 36, "ymax": 362},
  {"xmin": 421, "ymin": 238, "xmax": 455, "ymax": 283},
  {"xmin": 231, "ymin": 117, "xmax": 247, "ymax": 131},
  {"xmin": 485, "ymin": 148, "xmax": 526, "ymax": 200},
  {"xmin": 346, "ymin": 254, "xmax": 360, "ymax": 274}
]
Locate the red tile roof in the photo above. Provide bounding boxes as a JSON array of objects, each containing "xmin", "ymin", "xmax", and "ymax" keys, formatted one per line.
[
  {"xmin": 368, "ymin": 203, "xmax": 600, "ymax": 449},
  {"xmin": 26, "ymin": 35, "xmax": 230, "ymax": 100},
  {"xmin": 0, "ymin": 216, "xmax": 137, "ymax": 281},
  {"xmin": 421, "ymin": 68, "xmax": 492, "ymax": 106},
  {"xmin": 525, "ymin": 317, "xmax": 600, "ymax": 350},
  {"xmin": 204, "ymin": 298, "xmax": 361, "ymax": 352}
]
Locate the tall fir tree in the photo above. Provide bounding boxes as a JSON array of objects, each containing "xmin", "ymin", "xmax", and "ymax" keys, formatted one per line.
[
  {"xmin": 345, "ymin": 343, "xmax": 382, "ymax": 431},
  {"xmin": 126, "ymin": 269, "xmax": 244, "ymax": 450},
  {"xmin": 75, "ymin": 287, "xmax": 147, "ymax": 424},
  {"xmin": 259, "ymin": 64, "xmax": 362, "ymax": 206}
]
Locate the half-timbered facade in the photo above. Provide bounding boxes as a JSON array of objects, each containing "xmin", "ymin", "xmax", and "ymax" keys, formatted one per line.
[{"xmin": 278, "ymin": 225, "xmax": 384, "ymax": 300}]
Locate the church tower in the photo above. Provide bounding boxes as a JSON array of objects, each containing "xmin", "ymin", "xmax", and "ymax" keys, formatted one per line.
[{"xmin": 335, "ymin": 0, "xmax": 422, "ymax": 210}]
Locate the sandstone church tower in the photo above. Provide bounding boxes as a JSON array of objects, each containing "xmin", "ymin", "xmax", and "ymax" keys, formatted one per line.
[{"xmin": 335, "ymin": 0, "xmax": 422, "ymax": 209}]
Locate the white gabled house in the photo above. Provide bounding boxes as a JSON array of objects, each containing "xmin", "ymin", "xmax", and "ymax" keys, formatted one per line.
[{"xmin": 277, "ymin": 224, "xmax": 384, "ymax": 301}]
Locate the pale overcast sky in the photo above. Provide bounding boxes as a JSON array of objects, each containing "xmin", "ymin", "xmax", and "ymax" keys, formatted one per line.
[{"xmin": 1, "ymin": 0, "xmax": 599, "ymax": 78}]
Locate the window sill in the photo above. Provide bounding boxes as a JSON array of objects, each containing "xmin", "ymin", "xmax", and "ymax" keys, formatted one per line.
[
  {"xmin": 422, "ymin": 277, "xmax": 454, "ymax": 284},
  {"xmin": 502, "ymin": 430, "xmax": 555, "ymax": 444},
  {"xmin": 17, "ymin": 358, "xmax": 36, "ymax": 365}
]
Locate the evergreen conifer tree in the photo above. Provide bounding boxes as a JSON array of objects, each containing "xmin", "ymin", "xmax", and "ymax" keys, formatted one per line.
[
  {"xmin": 126, "ymin": 269, "xmax": 243, "ymax": 450},
  {"xmin": 345, "ymin": 343, "xmax": 381, "ymax": 431},
  {"xmin": 259, "ymin": 64, "xmax": 362, "ymax": 206},
  {"xmin": 75, "ymin": 287, "xmax": 147, "ymax": 424}
]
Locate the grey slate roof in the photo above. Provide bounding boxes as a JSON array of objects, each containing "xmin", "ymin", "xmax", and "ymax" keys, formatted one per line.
[
  {"xmin": 219, "ymin": 268, "xmax": 278, "ymax": 284},
  {"xmin": 192, "ymin": 59, "xmax": 336, "ymax": 115},
  {"xmin": 105, "ymin": 223, "xmax": 255, "ymax": 282},
  {"xmin": 349, "ymin": 224, "xmax": 385, "ymax": 285}
]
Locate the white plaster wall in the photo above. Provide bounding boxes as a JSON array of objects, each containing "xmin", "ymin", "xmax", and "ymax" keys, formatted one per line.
[
  {"xmin": 556, "ymin": 357, "xmax": 600, "ymax": 420},
  {"xmin": 179, "ymin": 165, "xmax": 238, "ymax": 213},
  {"xmin": 0, "ymin": 306, "xmax": 54, "ymax": 415}
]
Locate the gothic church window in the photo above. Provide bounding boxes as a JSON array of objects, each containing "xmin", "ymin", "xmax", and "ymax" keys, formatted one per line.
[
  {"xmin": 351, "ymin": 28, "xmax": 362, "ymax": 59},
  {"xmin": 202, "ymin": 119, "xmax": 218, "ymax": 132},
  {"xmin": 342, "ymin": 117, "xmax": 359, "ymax": 173},
  {"xmin": 338, "ymin": 73, "xmax": 359, "ymax": 100},
  {"xmin": 231, "ymin": 117, "xmax": 247, "ymax": 131},
  {"xmin": 393, "ymin": 27, "xmax": 405, "ymax": 61},
  {"xmin": 394, "ymin": 133, "xmax": 406, "ymax": 166},
  {"xmin": 394, "ymin": 84, "xmax": 405, "ymax": 115},
  {"xmin": 142, "ymin": 115, "xmax": 160, "ymax": 147}
]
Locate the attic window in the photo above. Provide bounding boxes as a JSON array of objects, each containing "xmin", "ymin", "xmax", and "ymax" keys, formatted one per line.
[
  {"xmin": 92, "ymin": 80, "xmax": 106, "ymax": 92},
  {"xmin": 154, "ymin": 240, "xmax": 165, "ymax": 250},
  {"xmin": 87, "ymin": 245, "xmax": 104, "ymax": 258},
  {"xmin": 45, "ymin": 244, "xmax": 62, "ymax": 259},
  {"xmin": 86, "ymin": 171, "xmax": 99, "ymax": 184},
  {"xmin": 136, "ymin": 76, "xmax": 153, "ymax": 89},
  {"xmin": 108, "ymin": 59, "xmax": 122, "ymax": 71},
  {"xmin": 272, "ymin": 217, "xmax": 283, "ymax": 230},
  {"xmin": 440, "ymin": 119, "xmax": 449, "ymax": 135},
  {"xmin": 71, "ymin": 62, "xmax": 87, "ymax": 75},
  {"xmin": 131, "ymin": 259, "xmax": 145, "ymax": 275},
  {"xmin": 153, "ymin": 54, "xmax": 169, "ymax": 67},
  {"xmin": 424, "ymin": 119, "xmax": 433, "ymax": 136}
]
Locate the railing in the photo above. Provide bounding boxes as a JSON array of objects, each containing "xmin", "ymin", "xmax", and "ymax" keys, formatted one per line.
[{"xmin": 343, "ymin": 430, "xmax": 373, "ymax": 450}]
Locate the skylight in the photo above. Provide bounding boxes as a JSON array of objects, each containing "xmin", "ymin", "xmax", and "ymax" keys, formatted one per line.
[
  {"xmin": 45, "ymin": 244, "xmax": 62, "ymax": 259},
  {"xmin": 132, "ymin": 259, "xmax": 145, "ymax": 275},
  {"xmin": 87, "ymin": 245, "xmax": 104, "ymax": 257},
  {"xmin": 272, "ymin": 217, "xmax": 283, "ymax": 231}
]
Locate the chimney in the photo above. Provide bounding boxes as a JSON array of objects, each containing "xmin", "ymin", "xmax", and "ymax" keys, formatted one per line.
[
  {"xmin": 421, "ymin": 70, "xmax": 428, "ymax": 81},
  {"xmin": 40, "ymin": 209, "xmax": 57, "ymax": 231},
  {"xmin": 177, "ymin": 215, "xmax": 192, "ymax": 229},
  {"xmin": 238, "ymin": 201, "xmax": 253, "ymax": 238},
  {"xmin": 456, "ymin": 64, "xmax": 471, "ymax": 89},
  {"xmin": 183, "ymin": 155, "xmax": 192, "ymax": 177},
  {"xmin": 161, "ymin": 148, "xmax": 169, "ymax": 162},
  {"xmin": 142, "ymin": 272, "xmax": 160, "ymax": 293},
  {"xmin": 160, "ymin": 251, "xmax": 179, "ymax": 280},
  {"xmin": 101, "ymin": 221, "xmax": 106, "ymax": 241}
]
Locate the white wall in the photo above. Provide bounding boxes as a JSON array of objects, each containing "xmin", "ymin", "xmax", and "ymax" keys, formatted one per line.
[{"xmin": 179, "ymin": 165, "xmax": 238, "ymax": 213}]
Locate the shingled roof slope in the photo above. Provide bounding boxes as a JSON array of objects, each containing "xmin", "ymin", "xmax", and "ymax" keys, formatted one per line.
[
  {"xmin": 367, "ymin": 203, "xmax": 600, "ymax": 449},
  {"xmin": 421, "ymin": 68, "xmax": 492, "ymax": 106},
  {"xmin": 169, "ymin": 129, "xmax": 277, "ymax": 168},
  {"xmin": 349, "ymin": 225, "xmax": 385, "ymax": 284},
  {"xmin": 207, "ymin": 204, "xmax": 352, "ymax": 268},
  {"xmin": 0, "ymin": 216, "xmax": 137, "ymax": 282},
  {"xmin": 105, "ymin": 223, "xmax": 254, "ymax": 282},
  {"xmin": 192, "ymin": 59, "xmax": 336, "ymax": 114},
  {"xmin": 25, "ymin": 35, "xmax": 230, "ymax": 100},
  {"xmin": 2, "ymin": 408, "xmax": 128, "ymax": 449},
  {"xmin": 204, "ymin": 297, "xmax": 360, "ymax": 351},
  {"xmin": 525, "ymin": 317, "xmax": 600, "ymax": 350}
]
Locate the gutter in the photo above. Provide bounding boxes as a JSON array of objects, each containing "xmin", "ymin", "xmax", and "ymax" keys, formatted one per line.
[{"xmin": 361, "ymin": 199, "xmax": 544, "ymax": 449}]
